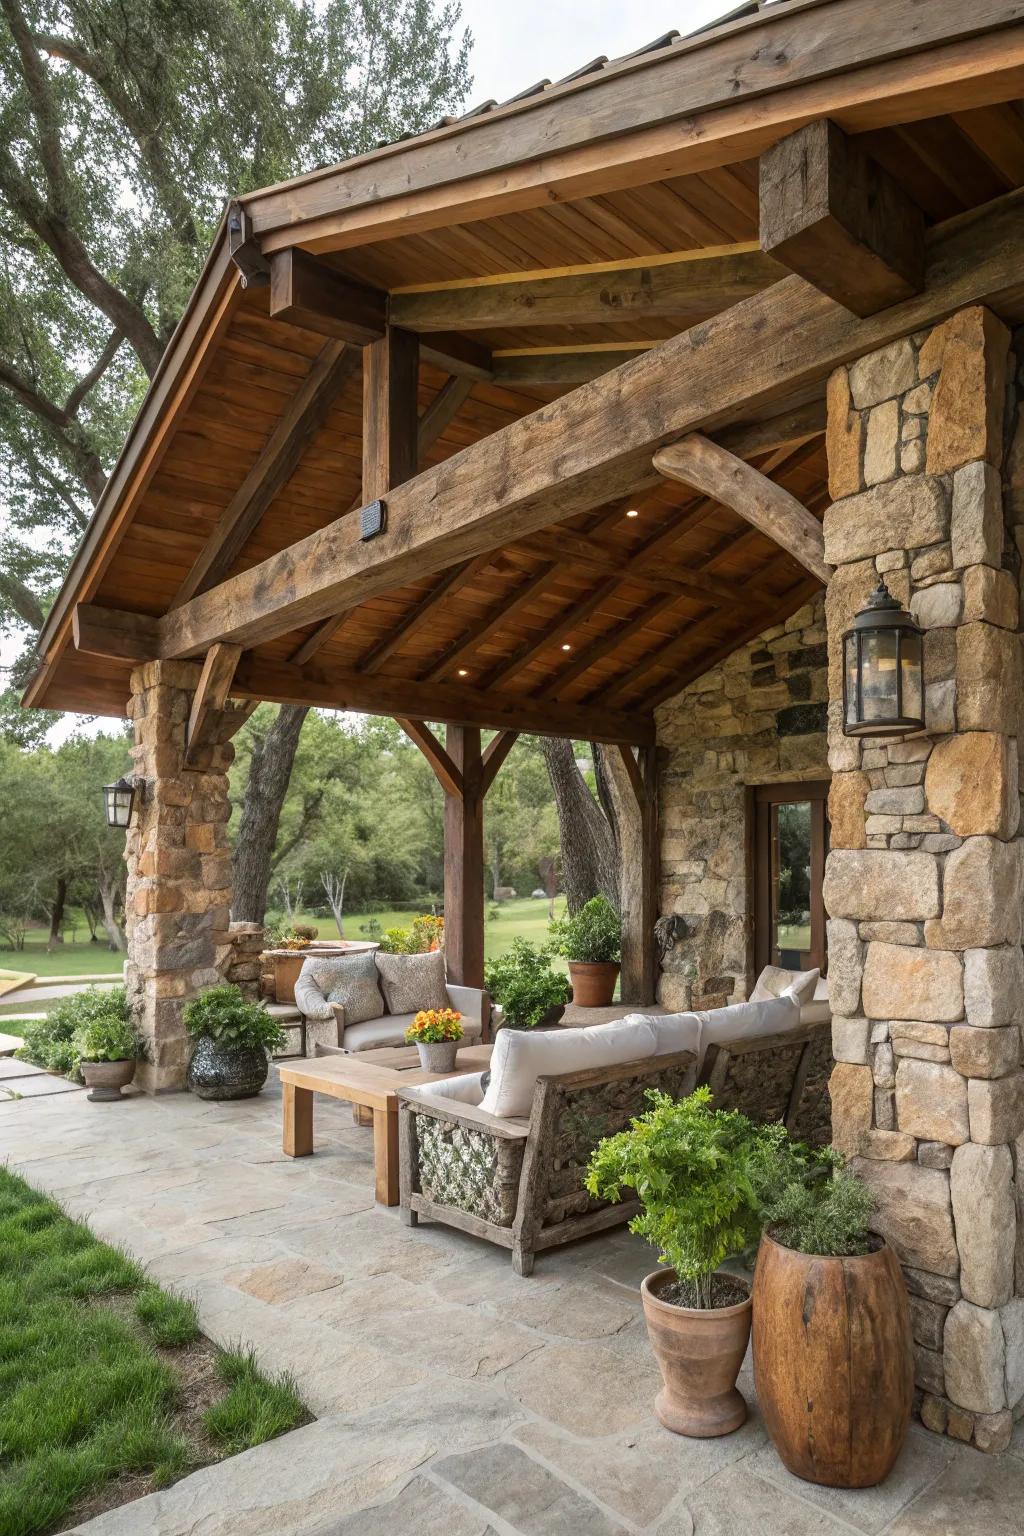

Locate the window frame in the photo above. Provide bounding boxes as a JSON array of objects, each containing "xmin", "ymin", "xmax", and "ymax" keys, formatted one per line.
[{"xmin": 750, "ymin": 780, "xmax": 830, "ymax": 979}]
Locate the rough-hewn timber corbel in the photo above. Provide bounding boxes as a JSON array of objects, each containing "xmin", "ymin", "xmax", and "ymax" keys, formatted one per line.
[{"xmin": 185, "ymin": 643, "xmax": 243, "ymax": 767}]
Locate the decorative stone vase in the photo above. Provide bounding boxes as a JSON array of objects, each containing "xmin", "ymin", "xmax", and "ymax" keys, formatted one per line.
[
  {"xmin": 415, "ymin": 1039, "xmax": 460, "ymax": 1073},
  {"xmin": 80, "ymin": 1058, "xmax": 136, "ymax": 1102},
  {"xmin": 752, "ymin": 1232, "xmax": 913, "ymax": 1487},
  {"xmin": 567, "ymin": 960, "xmax": 619, "ymax": 1007},
  {"xmin": 186, "ymin": 1035, "xmax": 269, "ymax": 1100},
  {"xmin": 640, "ymin": 1267, "xmax": 752, "ymax": 1437}
]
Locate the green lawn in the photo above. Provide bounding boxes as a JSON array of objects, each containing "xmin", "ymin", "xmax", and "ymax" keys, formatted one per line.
[
  {"xmin": 2, "ymin": 896, "xmax": 569, "ymax": 985},
  {"xmin": 0, "ymin": 1169, "xmax": 307, "ymax": 1536}
]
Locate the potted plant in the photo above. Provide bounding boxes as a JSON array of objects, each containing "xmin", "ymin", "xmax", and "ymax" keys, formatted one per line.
[
  {"xmin": 751, "ymin": 1144, "xmax": 913, "ymax": 1488},
  {"xmin": 183, "ymin": 985, "xmax": 287, "ymax": 1100},
  {"xmin": 549, "ymin": 895, "xmax": 621, "ymax": 1006},
  {"xmin": 405, "ymin": 1007, "xmax": 463, "ymax": 1071},
  {"xmin": 484, "ymin": 938, "xmax": 570, "ymax": 1030},
  {"xmin": 587, "ymin": 1087, "xmax": 768, "ymax": 1437},
  {"xmin": 74, "ymin": 1001, "xmax": 140, "ymax": 1102}
]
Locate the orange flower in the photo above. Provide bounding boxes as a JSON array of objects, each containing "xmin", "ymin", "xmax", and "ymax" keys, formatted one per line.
[{"xmin": 405, "ymin": 1007, "xmax": 463, "ymax": 1044}]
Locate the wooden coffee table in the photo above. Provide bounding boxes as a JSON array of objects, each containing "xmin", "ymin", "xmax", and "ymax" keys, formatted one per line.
[{"xmin": 277, "ymin": 1043, "xmax": 492, "ymax": 1205}]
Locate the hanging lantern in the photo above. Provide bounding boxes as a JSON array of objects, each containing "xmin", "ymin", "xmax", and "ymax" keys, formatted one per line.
[
  {"xmin": 103, "ymin": 777, "xmax": 137, "ymax": 828},
  {"xmin": 842, "ymin": 581, "xmax": 924, "ymax": 738}
]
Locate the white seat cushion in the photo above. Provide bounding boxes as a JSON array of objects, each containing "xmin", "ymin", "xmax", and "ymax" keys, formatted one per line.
[
  {"xmin": 341, "ymin": 1012, "xmax": 484, "ymax": 1052},
  {"xmin": 751, "ymin": 964, "xmax": 820, "ymax": 1008},
  {"xmin": 481, "ymin": 1017, "xmax": 656, "ymax": 1118},
  {"xmin": 622, "ymin": 1011, "xmax": 702, "ymax": 1060},
  {"xmin": 697, "ymin": 995, "xmax": 800, "ymax": 1067}
]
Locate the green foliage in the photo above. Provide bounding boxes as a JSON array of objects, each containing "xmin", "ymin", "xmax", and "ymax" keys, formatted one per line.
[
  {"xmin": 484, "ymin": 937, "xmax": 569, "ymax": 1030},
  {"xmin": 74, "ymin": 1012, "xmax": 139, "ymax": 1063},
  {"xmin": 203, "ymin": 1346, "xmax": 305, "ymax": 1455},
  {"xmin": 377, "ymin": 913, "xmax": 444, "ymax": 953},
  {"xmin": 134, "ymin": 1285, "xmax": 200, "ymax": 1348},
  {"xmin": 586, "ymin": 1087, "xmax": 771, "ymax": 1306},
  {"xmin": 182, "ymin": 986, "xmax": 286, "ymax": 1053},
  {"xmin": 550, "ymin": 894, "xmax": 622, "ymax": 964},
  {"xmin": 751, "ymin": 1140, "xmax": 875, "ymax": 1257},
  {"xmin": 404, "ymin": 1008, "xmax": 463, "ymax": 1044},
  {"xmin": 17, "ymin": 985, "xmax": 130, "ymax": 1078}
]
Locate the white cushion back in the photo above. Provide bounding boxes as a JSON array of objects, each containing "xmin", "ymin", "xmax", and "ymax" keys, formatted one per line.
[
  {"xmin": 622, "ymin": 1011, "xmax": 701, "ymax": 1060},
  {"xmin": 697, "ymin": 994, "xmax": 799, "ymax": 1064},
  {"xmin": 751, "ymin": 964, "xmax": 820, "ymax": 1008},
  {"xmin": 480, "ymin": 1018, "xmax": 656, "ymax": 1118}
]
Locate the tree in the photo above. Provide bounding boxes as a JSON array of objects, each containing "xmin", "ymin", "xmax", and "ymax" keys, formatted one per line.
[
  {"xmin": 539, "ymin": 737, "xmax": 619, "ymax": 916},
  {"xmin": 0, "ymin": 0, "xmax": 471, "ymax": 912}
]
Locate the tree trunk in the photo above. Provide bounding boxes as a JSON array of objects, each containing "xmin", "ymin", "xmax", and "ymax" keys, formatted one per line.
[
  {"xmin": 98, "ymin": 875, "xmax": 126, "ymax": 952},
  {"xmin": 540, "ymin": 737, "xmax": 618, "ymax": 916},
  {"xmin": 596, "ymin": 744, "xmax": 649, "ymax": 1001},
  {"xmin": 233, "ymin": 705, "xmax": 309, "ymax": 923},
  {"xmin": 46, "ymin": 876, "xmax": 67, "ymax": 949}
]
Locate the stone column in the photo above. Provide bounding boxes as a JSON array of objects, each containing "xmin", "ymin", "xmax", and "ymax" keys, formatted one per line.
[
  {"xmin": 824, "ymin": 307, "xmax": 1024, "ymax": 1452},
  {"xmin": 124, "ymin": 660, "xmax": 235, "ymax": 1092}
]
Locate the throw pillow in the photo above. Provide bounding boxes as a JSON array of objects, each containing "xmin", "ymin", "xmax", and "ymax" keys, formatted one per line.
[
  {"xmin": 374, "ymin": 949, "xmax": 448, "ymax": 1015},
  {"xmin": 315, "ymin": 952, "xmax": 384, "ymax": 1025},
  {"xmin": 751, "ymin": 963, "xmax": 820, "ymax": 1008}
]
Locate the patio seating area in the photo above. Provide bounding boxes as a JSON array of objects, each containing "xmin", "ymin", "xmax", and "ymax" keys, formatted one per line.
[{"xmin": 2, "ymin": 1077, "xmax": 1022, "ymax": 1536}]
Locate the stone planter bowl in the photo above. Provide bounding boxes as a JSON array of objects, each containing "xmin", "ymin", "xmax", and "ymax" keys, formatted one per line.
[
  {"xmin": 80, "ymin": 1057, "xmax": 136, "ymax": 1102},
  {"xmin": 186, "ymin": 1035, "xmax": 269, "ymax": 1100}
]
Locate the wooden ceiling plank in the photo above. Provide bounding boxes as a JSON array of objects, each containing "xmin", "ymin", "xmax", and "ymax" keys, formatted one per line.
[
  {"xmin": 421, "ymin": 562, "xmax": 561, "ymax": 683},
  {"xmin": 760, "ymin": 118, "xmax": 925, "ymax": 317},
  {"xmin": 153, "ymin": 188, "xmax": 1024, "ymax": 661},
  {"xmin": 537, "ymin": 590, "xmax": 682, "ymax": 700},
  {"xmin": 173, "ymin": 341, "xmax": 360, "ymax": 606},
  {"xmin": 389, "ymin": 249, "xmax": 782, "ymax": 331},
  {"xmin": 655, "ymin": 434, "xmax": 831, "ymax": 583}
]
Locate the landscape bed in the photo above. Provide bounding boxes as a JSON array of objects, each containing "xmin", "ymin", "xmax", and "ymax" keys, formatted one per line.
[{"xmin": 0, "ymin": 1169, "xmax": 308, "ymax": 1535}]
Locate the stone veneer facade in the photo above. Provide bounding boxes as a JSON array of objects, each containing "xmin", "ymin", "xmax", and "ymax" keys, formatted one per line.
[
  {"xmin": 655, "ymin": 601, "xmax": 829, "ymax": 1012},
  {"xmin": 124, "ymin": 659, "xmax": 236, "ymax": 1092},
  {"xmin": 824, "ymin": 306, "xmax": 1024, "ymax": 1453}
]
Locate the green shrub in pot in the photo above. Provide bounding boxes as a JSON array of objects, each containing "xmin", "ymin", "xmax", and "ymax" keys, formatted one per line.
[
  {"xmin": 183, "ymin": 985, "xmax": 286, "ymax": 1100},
  {"xmin": 548, "ymin": 895, "xmax": 621, "ymax": 1006},
  {"xmin": 17, "ymin": 985, "xmax": 131, "ymax": 1081},
  {"xmin": 483, "ymin": 938, "xmax": 569, "ymax": 1030}
]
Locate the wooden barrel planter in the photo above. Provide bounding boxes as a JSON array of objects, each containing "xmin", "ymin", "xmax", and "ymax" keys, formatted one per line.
[{"xmin": 752, "ymin": 1232, "xmax": 913, "ymax": 1488}]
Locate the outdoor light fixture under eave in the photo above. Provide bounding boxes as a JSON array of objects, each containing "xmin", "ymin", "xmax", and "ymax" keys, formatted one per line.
[
  {"xmin": 842, "ymin": 581, "xmax": 924, "ymax": 738},
  {"xmin": 103, "ymin": 777, "xmax": 139, "ymax": 829}
]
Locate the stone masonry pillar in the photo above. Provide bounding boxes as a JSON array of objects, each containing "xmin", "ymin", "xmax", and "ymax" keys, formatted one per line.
[
  {"xmin": 124, "ymin": 660, "xmax": 235, "ymax": 1092},
  {"xmin": 823, "ymin": 307, "xmax": 1024, "ymax": 1453}
]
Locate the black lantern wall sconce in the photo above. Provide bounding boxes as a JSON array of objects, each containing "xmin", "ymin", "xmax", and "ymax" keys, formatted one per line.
[{"xmin": 842, "ymin": 581, "xmax": 924, "ymax": 738}]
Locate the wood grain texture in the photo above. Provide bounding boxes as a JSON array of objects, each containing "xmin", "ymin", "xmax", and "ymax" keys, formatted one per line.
[
  {"xmin": 751, "ymin": 1234, "xmax": 913, "ymax": 1488},
  {"xmin": 760, "ymin": 119, "xmax": 925, "ymax": 316},
  {"xmin": 654, "ymin": 434, "xmax": 831, "ymax": 583},
  {"xmin": 185, "ymin": 642, "xmax": 242, "ymax": 765},
  {"xmin": 444, "ymin": 726, "xmax": 485, "ymax": 988}
]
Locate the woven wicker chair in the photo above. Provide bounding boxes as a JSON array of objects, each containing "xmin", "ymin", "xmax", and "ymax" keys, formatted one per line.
[{"xmin": 397, "ymin": 1017, "xmax": 831, "ymax": 1275}]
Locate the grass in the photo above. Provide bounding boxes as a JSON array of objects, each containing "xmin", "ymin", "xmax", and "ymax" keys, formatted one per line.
[
  {"xmin": 0, "ymin": 1169, "xmax": 307, "ymax": 1536},
  {"xmin": 1, "ymin": 897, "xmax": 571, "ymax": 998}
]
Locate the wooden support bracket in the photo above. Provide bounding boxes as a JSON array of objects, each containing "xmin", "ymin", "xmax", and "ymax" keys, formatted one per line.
[
  {"xmin": 653, "ymin": 435, "xmax": 831, "ymax": 585},
  {"xmin": 185, "ymin": 643, "xmax": 243, "ymax": 767},
  {"xmin": 396, "ymin": 718, "xmax": 464, "ymax": 799}
]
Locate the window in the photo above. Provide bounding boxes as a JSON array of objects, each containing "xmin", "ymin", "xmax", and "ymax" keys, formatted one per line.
[{"xmin": 752, "ymin": 782, "xmax": 830, "ymax": 976}]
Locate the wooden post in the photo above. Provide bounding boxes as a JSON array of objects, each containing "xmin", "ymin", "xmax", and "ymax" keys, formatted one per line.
[
  {"xmin": 444, "ymin": 725, "xmax": 485, "ymax": 988},
  {"xmin": 363, "ymin": 326, "xmax": 419, "ymax": 498},
  {"xmin": 617, "ymin": 743, "xmax": 660, "ymax": 1005}
]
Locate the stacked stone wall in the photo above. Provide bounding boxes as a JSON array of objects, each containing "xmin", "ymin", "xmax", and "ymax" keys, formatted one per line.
[
  {"xmin": 655, "ymin": 604, "xmax": 829, "ymax": 1011},
  {"xmin": 124, "ymin": 660, "xmax": 235, "ymax": 1092},
  {"xmin": 217, "ymin": 921, "xmax": 265, "ymax": 1001},
  {"xmin": 824, "ymin": 307, "xmax": 1024, "ymax": 1452}
]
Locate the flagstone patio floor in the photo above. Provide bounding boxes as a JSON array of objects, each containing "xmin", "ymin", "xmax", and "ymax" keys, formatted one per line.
[{"xmin": 1, "ymin": 1075, "xmax": 1022, "ymax": 1536}]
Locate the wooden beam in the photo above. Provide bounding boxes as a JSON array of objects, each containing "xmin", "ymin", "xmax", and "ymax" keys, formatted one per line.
[
  {"xmin": 616, "ymin": 744, "xmax": 646, "ymax": 810},
  {"xmin": 422, "ymin": 563, "xmax": 562, "ymax": 684},
  {"xmin": 417, "ymin": 376, "xmax": 474, "ymax": 457},
  {"xmin": 713, "ymin": 397, "xmax": 826, "ymax": 458},
  {"xmin": 174, "ymin": 342, "xmax": 359, "ymax": 605},
  {"xmin": 185, "ymin": 643, "xmax": 242, "ymax": 766},
  {"xmin": 491, "ymin": 350, "xmax": 649, "ymax": 386},
  {"xmin": 363, "ymin": 327, "xmax": 419, "ymax": 502},
  {"xmin": 760, "ymin": 118, "xmax": 925, "ymax": 317},
  {"xmin": 246, "ymin": 4, "xmax": 1024, "ymax": 254},
  {"xmin": 390, "ymin": 249, "xmax": 782, "ymax": 331},
  {"xmin": 615, "ymin": 743, "xmax": 659, "ymax": 1004},
  {"xmin": 444, "ymin": 727, "xmax": 485, "ymax": 988},
  {"xmin": 481, "ymin": 731, "xmax": 519, "ymax": 795},
  {"xmin": 155, "ymin": 188, "xmax": 1024, "ymax": 662},
  {"xmin": 269, "ymin": 249, "xmax": 492, "ymax": 379},
  {"xmin": 354, "ymin": 555, "xmax": 493, "ymax": 675},
  {"xmin": 228, "ymin": 656, "xmax": 654, "ymax": 745},
  {"xmin": 654, "ymin": 435, "xmax": 831, "ymax": 583},
  {"xmin": 72, "ymin": 604, "xmax": 159, "ymax": 662},
  {"xmin": 396, "ymin": 717, "xmax": 463, "ymax": 798}
]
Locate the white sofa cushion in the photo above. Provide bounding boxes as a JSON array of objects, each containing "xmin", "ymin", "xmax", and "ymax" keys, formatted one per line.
[
  {"xmin": 622, "ymin": 1011, "xmax": 702, "ymax": 1059},
  {"xmin": 481, "ymin": 1017, "xmax": 657, "ymax": 1119},
  {"xmin": 341, "ymin": 1010, "xmax": 484, "ymax": 1052},
  {"xmin": 800, "ymin": 975, "xmax": 831, "ymax": 1025},
  {"xmin": 697, "ymin": 994, "xmax": 800, "ymax": 1066},
  {"xmin": 751, "ymin": 964, "xmax": 819, "ymax": 1008}
]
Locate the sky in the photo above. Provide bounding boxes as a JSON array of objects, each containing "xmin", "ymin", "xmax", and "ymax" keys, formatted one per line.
[{"xmin": 6, "ymin": 0, "xmax": 740, "ymax": 744}]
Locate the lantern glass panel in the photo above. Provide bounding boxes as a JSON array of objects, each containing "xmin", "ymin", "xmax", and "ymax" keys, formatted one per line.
[
  {"xmin": 844, "ymin": 633, "xmax": 859, "ymax": 729},
  {"xmin": 103, "ymin": 780, "xmax": 135, "ymax": 828},
  {"xmin": 900, "ymin": 629, "xmax": 923, "ymax": 722},
  {"xmin": 860, "ymin": 629, "xmax": 899, "ymax": 724}
]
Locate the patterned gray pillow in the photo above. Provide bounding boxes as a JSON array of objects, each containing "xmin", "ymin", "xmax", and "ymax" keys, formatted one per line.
[
  {"xmin": 375, "ymin": 949, "xmax": 448, "ymax": 1015},
  {"xmin": 307, "ymin": 952, "xmax": 383, "ymax": 1025}
]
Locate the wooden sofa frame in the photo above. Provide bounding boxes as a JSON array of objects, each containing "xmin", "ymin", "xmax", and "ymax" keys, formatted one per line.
[{"xmin": 397, "ymin": 1018, "xmax": 831, "ymax": 1275}]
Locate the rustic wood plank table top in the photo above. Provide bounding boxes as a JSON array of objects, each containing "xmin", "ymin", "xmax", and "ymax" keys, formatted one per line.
[{"xmin": 276, "ymin": 1043, "xmax": 492, "ymax": 1205}]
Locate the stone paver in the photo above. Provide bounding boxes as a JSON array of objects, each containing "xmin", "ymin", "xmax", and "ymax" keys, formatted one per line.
[
  {"xmin": 0, "ymin": 1056, "xmax": 45, "ymax": 1078},
  {"xmin": 0, "ymin": 1079, "xmax": 1020, "ymax": 1535}
]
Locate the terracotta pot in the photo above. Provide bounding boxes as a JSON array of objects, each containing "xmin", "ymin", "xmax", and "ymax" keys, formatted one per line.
[
  {"xmin": 415, "ymin": 1039, "xmax": 459, "ymax": 1072},
  {"xmin": 752, "ymin": 1232, "xmax": 913, "ymax": 1488},
  {"xmin": 567, "ymin": 960, "xmax": 619, "ymax": 1007},
  {"xmin": 640, "ymin": 1267, "xmax": 752, "ymax": 1437},
  {"xmin": 80, "ymin": 1058, "xmax": 136, "ymax": 1102}
]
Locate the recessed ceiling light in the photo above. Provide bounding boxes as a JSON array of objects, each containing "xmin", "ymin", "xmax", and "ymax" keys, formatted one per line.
[
  {"xmin": 457, "ymin": 668, "xmax": 469, "ymax": 677},
  {"xmin": 561, "ymin": 643, "xmax": 572, "ymax": 651},
  {"xmin": 625, "ymin": 508, "xmax": 639, "ymax": 518}
]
